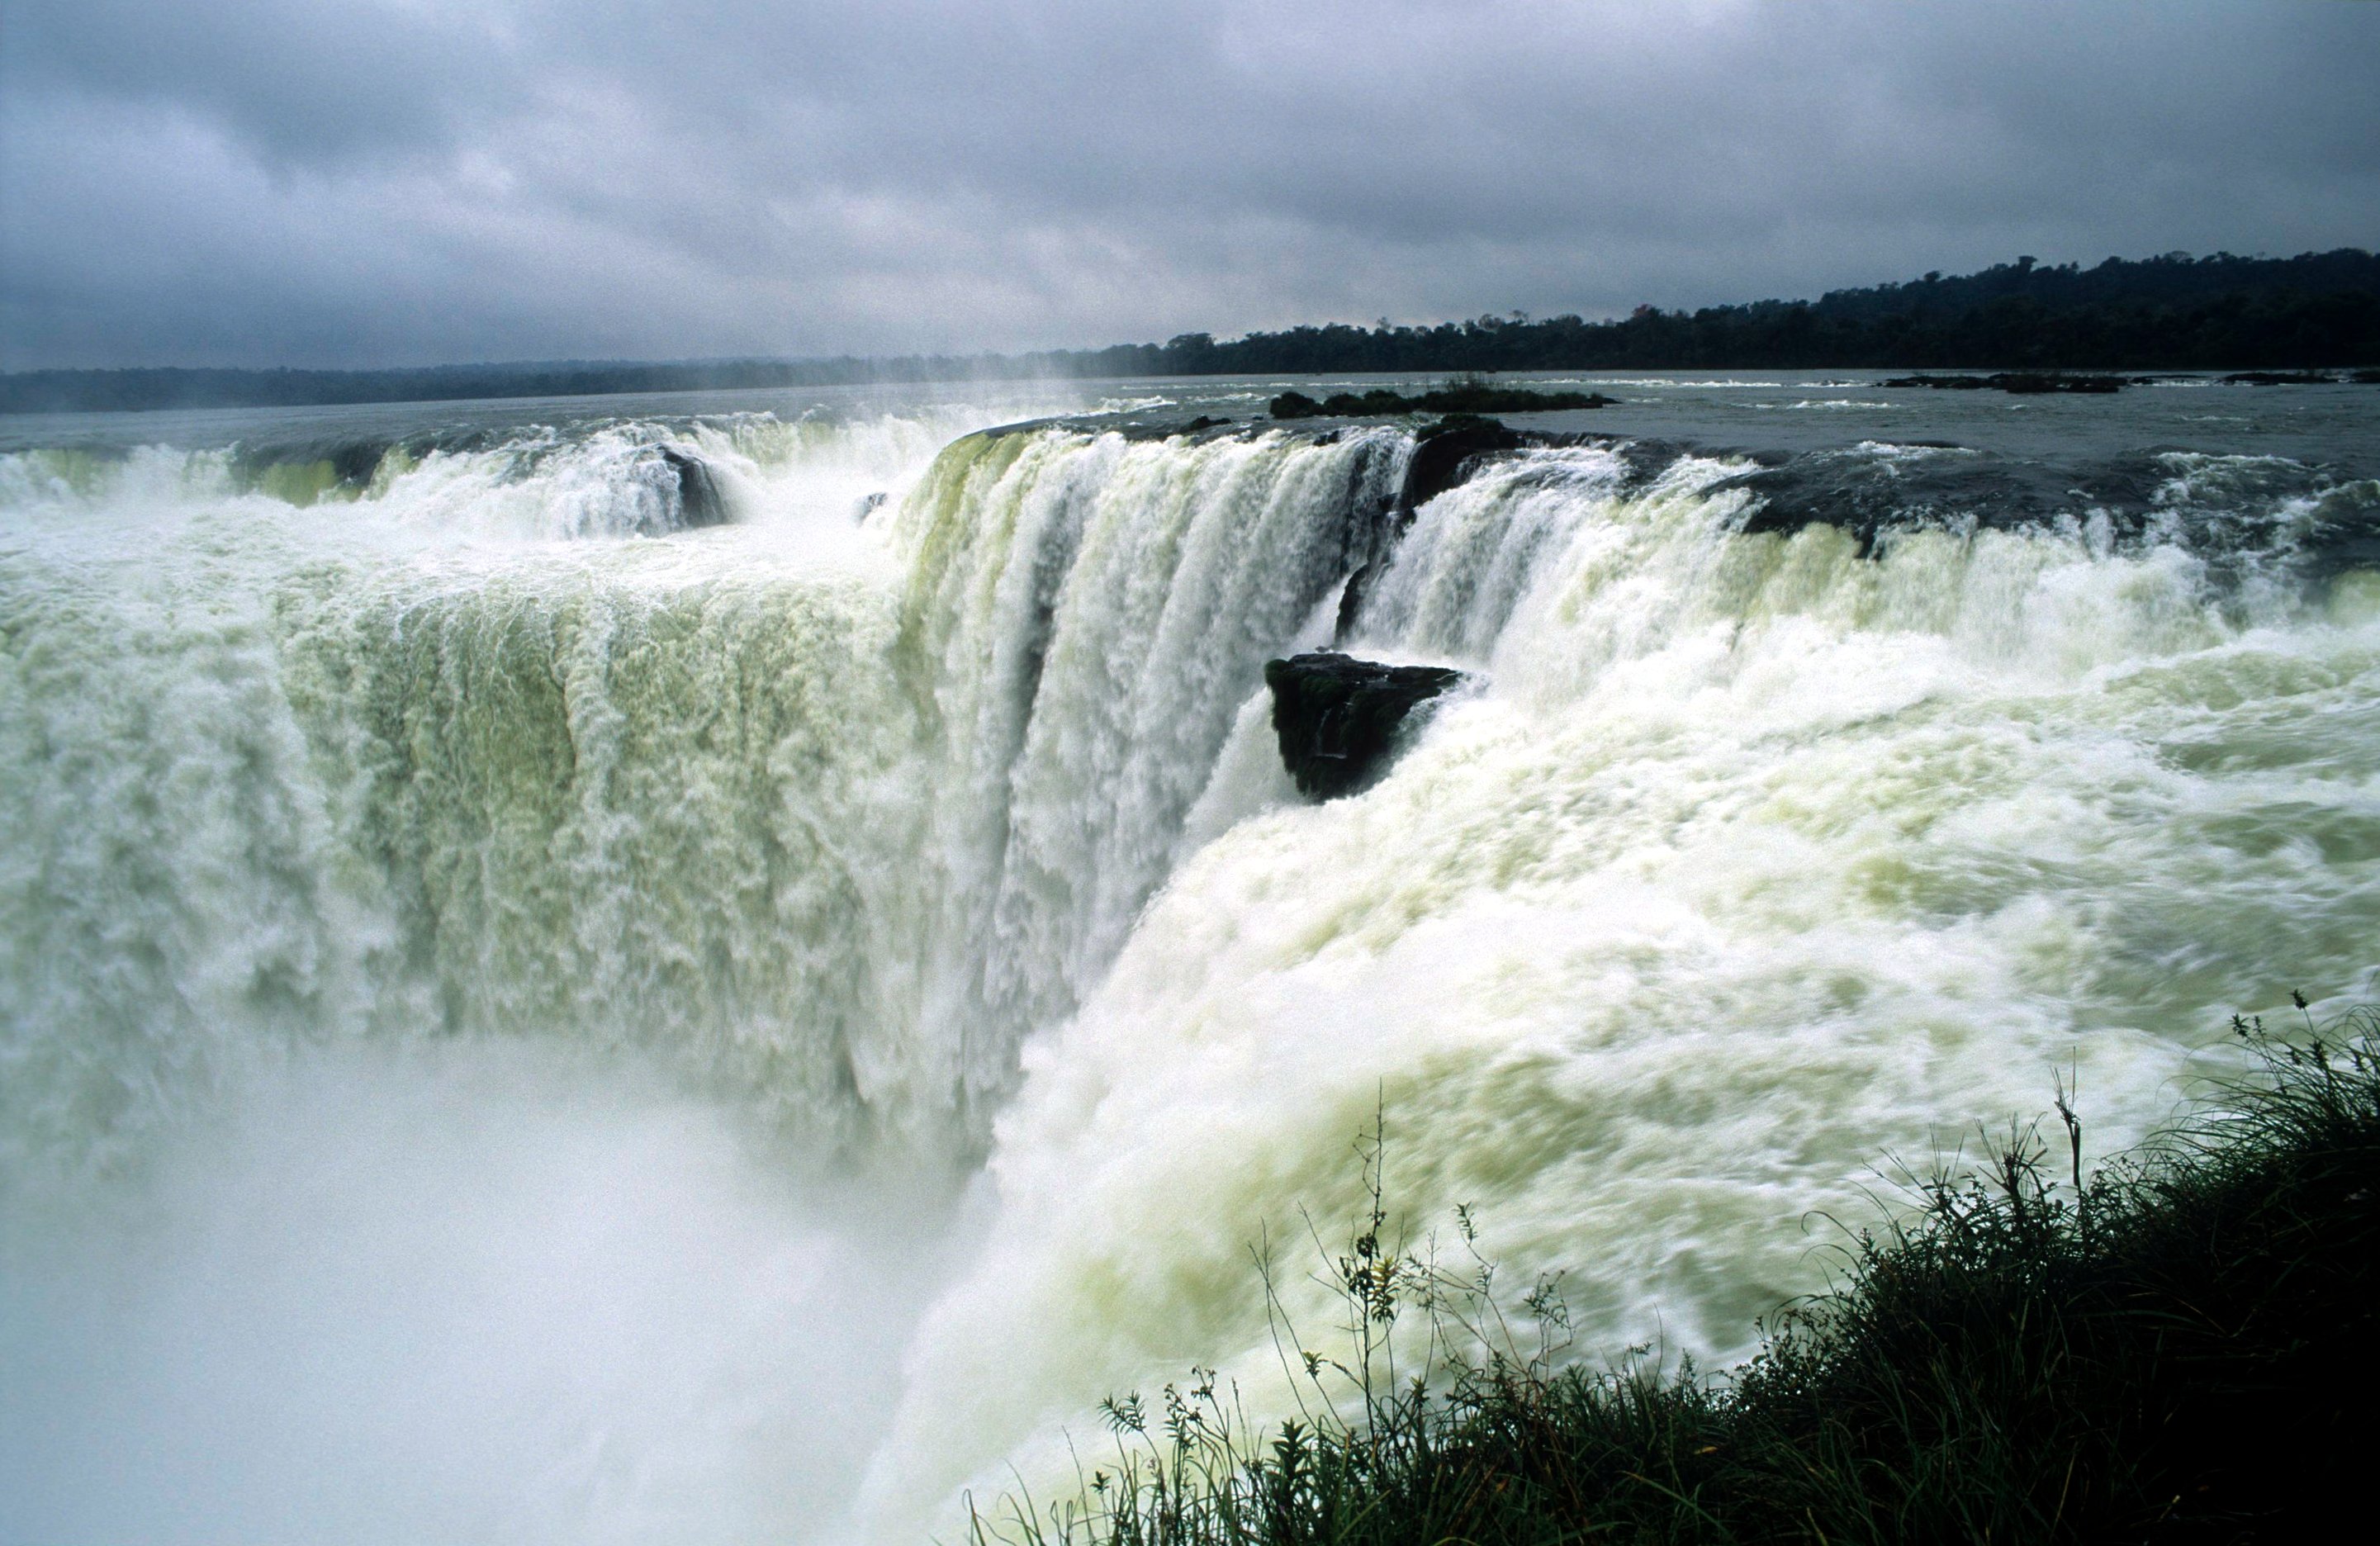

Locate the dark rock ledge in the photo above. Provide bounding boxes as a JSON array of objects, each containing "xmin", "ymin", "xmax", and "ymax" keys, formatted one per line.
[
  {"xmin": 1880, "ymin": 372, "xmax": 2124, "ymax": 395},
  {"xmin": 1332, "ymin": 415, "xmax": 1534, "ymax": 639},
  {"xmin": 1265, "ymin": 651, "xmax": 1465, "ymax": 799},
  {"xmin": 1269, "ymin": 384, "xmax": 1617, "ymax": 419},
  {"xmin": 658, "ymin": 446, "xmax": 728, "ymax": 528}
]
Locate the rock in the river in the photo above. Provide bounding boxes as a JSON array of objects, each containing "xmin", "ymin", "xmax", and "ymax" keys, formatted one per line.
[
  {"xmin": 1330, "ymin": 416, "xmax": 1530, "ymax": 639},
  {"xmin": 1270, "ymin": 385, "xmax": 1613, "ymax": 420},
  {"xmin": 1880, "ymin": 372, "xmax": 2123, "ymax": 395},
  {"xmin": 1398, "ymin": 415, "xmax": 1529, "ymax": 515},
  {"xmin": 659, "ymin": 447, "xmax": 728, "ymax": 529},
  {"xmin": 1264, "ymin": 651, "xmax": 1464, "ymax": 799}
]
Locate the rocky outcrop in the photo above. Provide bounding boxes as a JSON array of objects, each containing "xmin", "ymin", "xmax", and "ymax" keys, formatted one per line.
[
  {"xmin": 329, "ymin": 439, "xmax": 392, "ymax": 487},
  {"xmin": 659, "ymin": 447, "xmax": 728, "ymax": 528},
  {"xmin": 1271, "ymin": 385, "xmax": 1614, "ymax": 419},
  {"xmin": 1397, "ymin": 415, "xmax": 1529, "ymax": 515},
  {"xmin": 1329, "ymin": 417, "xmax": 1530, "ymax": 638},
  {"xmin": 1264, "ymin": 651, "xmax": 1464, "ymax": 799},
  {"xmin": 1880, "ymin": 373, "xmax": 2123, "ymax": 394}
]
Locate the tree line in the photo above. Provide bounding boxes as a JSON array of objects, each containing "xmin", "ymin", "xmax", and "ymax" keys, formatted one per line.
[{"xmin": 7, "ymin": 249, "xmax": 2373, "ymax": 415}]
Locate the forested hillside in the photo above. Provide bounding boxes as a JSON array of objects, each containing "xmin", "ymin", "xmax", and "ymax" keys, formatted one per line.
[{"xmin": 7, "ymin": 249, "xmax": 2373, "ymax": 414}]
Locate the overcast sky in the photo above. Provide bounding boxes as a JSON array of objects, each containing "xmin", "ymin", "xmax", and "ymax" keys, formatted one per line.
[{"xmin": 2, "ymin": 0, "xmax": 2374, "ymax": 370}]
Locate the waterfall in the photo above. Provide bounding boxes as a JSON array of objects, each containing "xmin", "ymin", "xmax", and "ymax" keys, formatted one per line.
[
  {"xmin": 3, "ymin": 405, "xmax": 2374, "ymax": 1543},
  {"xmin": 865, "ymin": 441, "xmax": 2380, "ymax": 1529},
  {"xmin": 0, "ymin": 417, "xmax": 1408, "ymax": 1172}
]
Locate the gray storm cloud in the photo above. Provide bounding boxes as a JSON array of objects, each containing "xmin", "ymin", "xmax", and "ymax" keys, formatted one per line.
[{"xmin": 2, "ymin": 0, "xmax": 2375, "ymax": 369}]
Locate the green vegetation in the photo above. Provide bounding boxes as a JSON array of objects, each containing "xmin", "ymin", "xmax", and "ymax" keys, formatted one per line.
[
  {"xmin": 1146, "ymin": 250, "xmax": 2380, "ymax": 377},
  {"xmin": 972, "ymin": 1006, "xmax": 2380, "ymax": 1545},
  {"xmin": 10, "ymin": 250, "xmax": 2374, "ymax": 414}
]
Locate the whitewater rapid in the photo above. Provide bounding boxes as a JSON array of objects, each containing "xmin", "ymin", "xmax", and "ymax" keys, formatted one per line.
[{"xmin": 3, "ymin": 390, "xmax": 2376, "ymax": 1542}]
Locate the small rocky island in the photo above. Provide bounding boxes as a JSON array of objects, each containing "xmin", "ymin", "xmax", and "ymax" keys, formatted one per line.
[
  {"xmin": 1270, "ymin": 382, "xmax": 1615, "ymax": 418},
  {"xmin": 1880, "ymin": 372, "xmax": 2124, "ymax": 394},
  {"xmin": 1265, "ymin": 651, "xmax": 1465, "ymax": 799}
]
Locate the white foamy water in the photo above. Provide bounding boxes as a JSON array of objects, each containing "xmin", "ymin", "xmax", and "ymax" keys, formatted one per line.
[
  {"xmin": 3, "ymin": 396, "xmax": 2376, "ymax": 1541},
  {"xmin": 865, "ymin": 447, "xmax": 2380, "ymax": 1528},
  {"xmin": 2, "ymin": 1039, "xmax": 951, "ymax": 1546}
]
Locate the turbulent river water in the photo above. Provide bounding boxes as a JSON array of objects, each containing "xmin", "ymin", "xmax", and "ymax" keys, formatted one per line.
[{"xmin": 3, "ymin": 373, "xmax": 2377, "ymax": 1543}]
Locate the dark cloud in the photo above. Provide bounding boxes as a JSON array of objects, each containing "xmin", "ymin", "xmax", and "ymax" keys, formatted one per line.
[{"xmin": 2, "ymin": 0, "xmax": 2374, "ymax": 368}]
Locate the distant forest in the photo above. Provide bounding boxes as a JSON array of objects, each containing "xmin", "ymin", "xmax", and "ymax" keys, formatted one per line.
[{"xmin": 6, "ymin": 249, "xmax": 2375, "ymax": 415}]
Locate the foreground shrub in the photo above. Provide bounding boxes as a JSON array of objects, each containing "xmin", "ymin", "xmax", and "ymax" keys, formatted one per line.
[{"xmin": 970, "ymin": 1007, "xmax": 2380, "ymax": 1545}]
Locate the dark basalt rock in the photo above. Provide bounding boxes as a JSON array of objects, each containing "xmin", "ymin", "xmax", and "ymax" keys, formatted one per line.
[
  {"xmin": 1727, "ymin": 455, "xmax": 2070, "ymax": 552},
  {"xmin": 659, "ymin": 446, "xmax": 728, "ymax": 528},
  {"xmin": 1879, "ymin": 375, "xmax": 1994, "ymax": 390},
  {"xmin": 1399, "ymin": 415, "xmax": 1529, "ymax": 514},
  {"xmin": 1880, "ymin": 373, "xmax": 2123, "ymax": 394},
  {"xmin": 1718, "ymin": 443, "xmax": 2379, "ymax": 601},
  {"xmin": 2000, "ymin": 372, "xmax": 2122, "ymax": 395},
  {"xmin": 1723, "ymin": 447, "xmax": 2216, "ymax": 553},
  {"xmin": 1271, "ymin": 385, "xmax": 1614, "ymax": 420},
  {"xmin": 1265, "ymin": 651, "xmax": 1464, "ymax": 799},
  {"xmin": 231, "ymin": 436, "xmax": 391, "ymax": 490},
  {"xmin": 1335, "ymin": 416, "xmax": 1531, "ymax": 638},
  {"xmin": 329, "ymin": 439, "xmax": 392, "ymax": 486}
]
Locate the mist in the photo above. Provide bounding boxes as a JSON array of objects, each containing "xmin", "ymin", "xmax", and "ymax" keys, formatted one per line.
[{"xmin": 0, "ymin": 1041, "xmax": 966, "ymax": 1545}]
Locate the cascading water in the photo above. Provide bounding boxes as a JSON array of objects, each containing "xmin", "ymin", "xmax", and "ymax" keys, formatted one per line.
[
  {"xmin": 0, "ymin": 411, "xmax": 1406, "ymax": 1174},
  {"xmin": 863, "ymin": 436, "xmax": 2380, "ymax": 1530},
  {"xmin": 2, "ymin": 382, "xmax": 2375, "ymax": 1544},
  {"xmin": 889, "ymin": 425, "xmax": 1406, "ymax": 1114}
]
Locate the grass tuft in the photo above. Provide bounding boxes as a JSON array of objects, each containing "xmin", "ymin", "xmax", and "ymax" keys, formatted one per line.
[{"xmin": 969, "ymin": 1008, "xmax": 2380, "ymax": 1545}]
